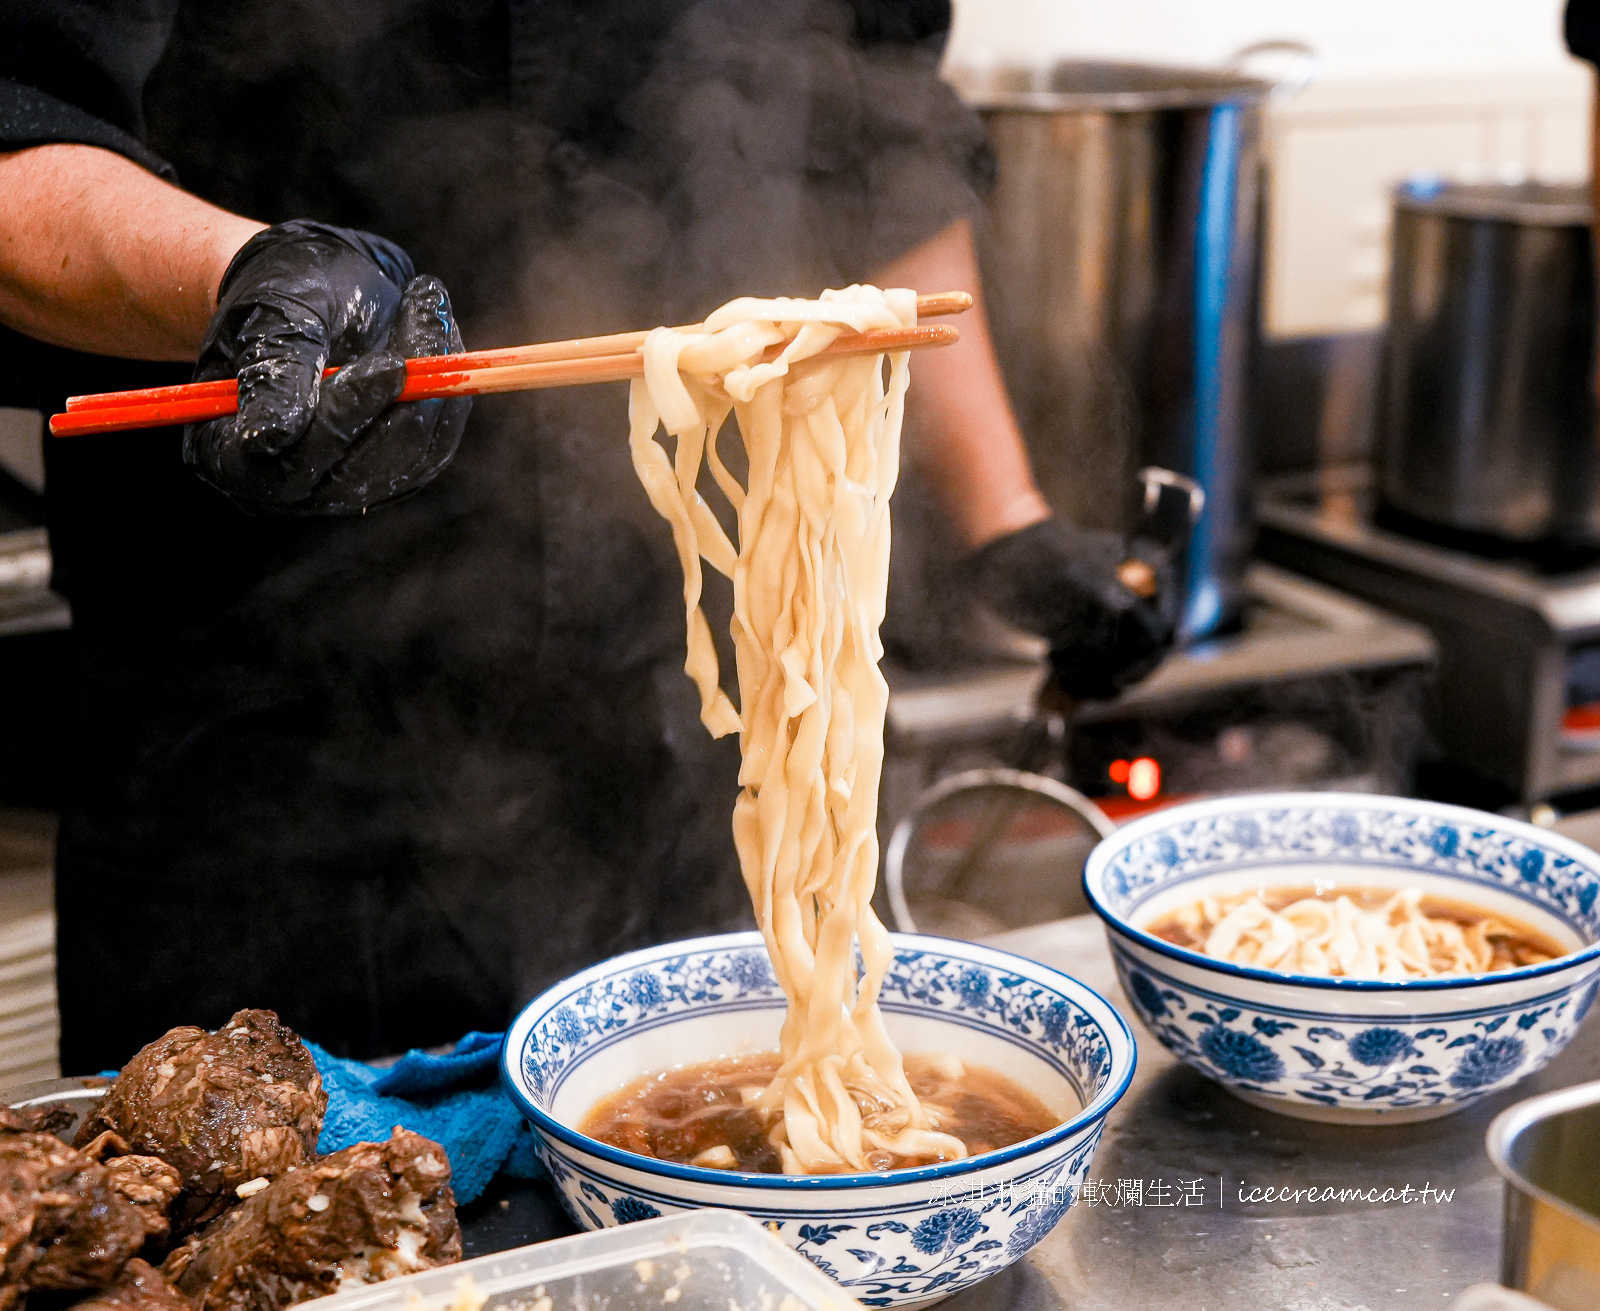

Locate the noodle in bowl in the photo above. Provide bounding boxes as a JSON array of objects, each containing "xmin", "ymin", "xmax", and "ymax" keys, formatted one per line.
[
  {"xmin": 500, "ymin": 932, "xmax": 1136, "ymax": 1309},
  {"xmin": 1084, "ymin": 793, "xmax": 1600, "ymax": 1124}
]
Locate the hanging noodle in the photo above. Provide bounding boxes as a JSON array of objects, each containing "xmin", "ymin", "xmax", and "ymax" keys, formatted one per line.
[{"xmin": 627, "ymin": 285, "xmax": 965, "ymax": 1175}]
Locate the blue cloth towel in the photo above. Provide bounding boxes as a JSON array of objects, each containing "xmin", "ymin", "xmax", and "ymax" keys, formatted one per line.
[{"xmin": 305, "ymin": 1032, "xmax": 544, "ymax": 1204}]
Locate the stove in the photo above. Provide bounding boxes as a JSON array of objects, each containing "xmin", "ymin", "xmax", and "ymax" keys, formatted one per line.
[
  {"xmin": 880, "ymin": 561, "xmax": 1436, "ymax": 829},
  {"xmin": 1258, "ymin": 473, "xmax": 1600, "ymax": 806}
]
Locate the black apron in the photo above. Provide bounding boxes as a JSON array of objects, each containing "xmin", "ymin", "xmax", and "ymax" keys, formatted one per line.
[{"xmin": 0, "ymin": 0, "xmax": 989, "ymax": 1069}]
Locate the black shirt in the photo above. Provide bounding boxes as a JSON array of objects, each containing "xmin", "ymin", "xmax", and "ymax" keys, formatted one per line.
[
  {"xmin": 0, "ymin": 0, "xmax": 988, "ymax": 1065},
  {"xmin": 1569, "ymin": 0, "xmax": 1600, "ymax": 65}
]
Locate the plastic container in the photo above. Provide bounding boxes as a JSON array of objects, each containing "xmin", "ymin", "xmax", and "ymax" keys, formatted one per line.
[{"xmin": 298, "ymin": 1211, "xmax": 855, "ymax": 1311}]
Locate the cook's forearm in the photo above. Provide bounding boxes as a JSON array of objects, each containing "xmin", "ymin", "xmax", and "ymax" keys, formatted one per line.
[
  {"xmin": 0, "ymin": 144, "xmax": 264, "ymax": 361},
  {"xmin": 1593, "ymin": 87, "xmax": 1600, "ymax": 407},
  {"xmin": 871, "ymin": 218, "xmax": 1050, "ymax": 549}
]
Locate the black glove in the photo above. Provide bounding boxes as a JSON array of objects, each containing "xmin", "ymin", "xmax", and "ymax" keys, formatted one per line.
[
  {"xmin": 184, "ymin": 220, "xmax": 471, "ymax": 515},
  {"xmin": 962, "ymin": 517, "xmax": 1175, "ymax": 701}
]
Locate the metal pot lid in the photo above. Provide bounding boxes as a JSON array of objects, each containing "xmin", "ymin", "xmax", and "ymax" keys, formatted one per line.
[
  {"xmin": 1393, "ymin": 177, "xmax": 1592, "ymax": 226},
  {"xmin": 953, "ymin": 60, "xmax": 1270, "ymax": 113}
]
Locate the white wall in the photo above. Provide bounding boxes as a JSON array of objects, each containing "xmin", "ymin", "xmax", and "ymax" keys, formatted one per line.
[
  {"xmin": 946, "ymin": 0, "xmax": 1574, "ymax": 83},
  {"xmin": 1267, "ymin": 69, "xmax": 1591, "ymax": 334}
]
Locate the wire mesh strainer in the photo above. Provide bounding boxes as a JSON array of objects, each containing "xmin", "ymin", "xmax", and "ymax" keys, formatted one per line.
[{"xmin": 883, "ymin": 768, "xmax": 1115, "ymax": 940}]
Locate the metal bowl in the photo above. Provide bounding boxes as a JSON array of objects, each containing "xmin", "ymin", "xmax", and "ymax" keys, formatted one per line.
[{"xmin": 1488, "ymin": 1078, "xmax": 1600, "ymax": 1310}]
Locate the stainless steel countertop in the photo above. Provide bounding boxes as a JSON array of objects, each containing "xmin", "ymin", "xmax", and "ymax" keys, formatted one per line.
[
  {"xmin": 14, "ymin": 894, "xmax": 1580, "ymax": 1306},
  {"xmin": 940, "ymin": 914, "xmax": 1600, "ymax": 1311},
  {"xmin": 443, "ymin": 904, "xmax": 1600, "ymax": 1307}
]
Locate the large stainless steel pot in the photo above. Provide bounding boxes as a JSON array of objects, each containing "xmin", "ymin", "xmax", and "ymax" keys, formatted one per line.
[
  {"xmin": 1379, "ymin": 180, "xmax": 1598, "ymax": 542},
  {"xmin": 956, "ymin": 59, "xmax": 1277, "ymax": 640}
]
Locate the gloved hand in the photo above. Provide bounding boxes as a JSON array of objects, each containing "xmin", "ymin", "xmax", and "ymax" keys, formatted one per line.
[
  {"xmin": 184, "ymin": 220, "xmax": 471, "ymax": 514},
  {"xmin": 961, "ymin": 517, "xmax": 1175, "ymax": 701}
]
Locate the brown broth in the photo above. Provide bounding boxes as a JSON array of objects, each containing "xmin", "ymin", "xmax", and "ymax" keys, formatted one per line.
[
  {"xmin": 580, "ymin": 1052, "xmax": 1063, "ymax": 1174},
  {"xmin": 1146, "ymin": 885, "xmax": 1566, "ymax": 972}
]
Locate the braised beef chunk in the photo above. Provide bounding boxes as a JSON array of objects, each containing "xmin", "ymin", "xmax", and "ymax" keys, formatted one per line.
[
  {"xmin": 0, "ymin": 1132, "xmax": 146, "ymax": 1293},
  {"xmin": 0, "ymin": 1105, "xmax": 77, "ymax": 1140},
  {"xmin": 164, "ymin": 1128, "xmax": 461, "ymax": 1311},
  {"xmin": 75, "ymin": 1010, "xmax": 327, "ymax": 1237},
  {"xmin": 99, "ymin": 1158, "xmax": 183, "ymax": 1248},
  {"xmin": 69, "ymin": 1259, "xmax": 192, "ymax": 1311}
]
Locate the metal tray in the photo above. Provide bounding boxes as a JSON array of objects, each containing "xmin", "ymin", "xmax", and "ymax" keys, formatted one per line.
[{"xmin": 4, "ymin": 1073, "xmax": 109, "ymax": 1135}]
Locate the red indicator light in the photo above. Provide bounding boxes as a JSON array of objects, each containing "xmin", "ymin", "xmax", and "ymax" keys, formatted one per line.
[
  {"xmin": 1108, "ymin": 759, "xmax": 1131, "ymax": 784},
  {"xmin": 1127, "ymin": 757, "xmax": 1161, "ymax": 801}
]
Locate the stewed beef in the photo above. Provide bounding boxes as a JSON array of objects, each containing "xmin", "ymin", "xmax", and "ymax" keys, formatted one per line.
[
  {"xmin": 76, "ymin": 1136, "xmax": 183, "ymax": 1248},
  {"xmin": 4, "ymin": 1010, "xmax": 459, "ymax": 1311},
  {"xmin": 163, "ymin": 1128, "xmax": 461, "ymax": 1311},
  {"xmin": 0, "ymin": 1132, "xmax": 147, "ymax": 1301},
  {"xmin": 75, "ymin": 1011, "xmax": 326, "ymax": 1237},
  {"xmin": 69, "ymin": 1259, "xmax": 193, "ymax": 1311}
]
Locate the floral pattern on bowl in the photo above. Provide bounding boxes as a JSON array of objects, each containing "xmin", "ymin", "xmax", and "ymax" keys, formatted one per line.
[
  {"xmin": 1084, "ymin": 793, "xmax": 1600, "ymax": 1124},
  {"xmin": 501, "ymin": 931, "xmax": 1136, "ymax": 1308},
  {"xmin": 531, "ymin": 1130, "xmax": 1103, "ymax": 1307},
  {"xmin": 1111, "ymin": 939, "xmax": 1598, "ymax": 1119}
]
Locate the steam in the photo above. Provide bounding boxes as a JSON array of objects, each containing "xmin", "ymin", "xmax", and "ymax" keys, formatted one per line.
[{"xmin": 113, "ymin": 0, "xmax": 994, "ymax": 1045}]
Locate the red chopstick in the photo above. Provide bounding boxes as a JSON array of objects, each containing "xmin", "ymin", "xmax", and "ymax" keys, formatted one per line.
[
  {"xmin": 59, "ymin": 341, "xmax": 629, "ymax": 414},
  {"xmin": 48, "ymin": 324, "xmax": 960, "ymax": 438},
  {"xmin": 50, "ymin": 291, "xmax": 973, "ymax": 438}
]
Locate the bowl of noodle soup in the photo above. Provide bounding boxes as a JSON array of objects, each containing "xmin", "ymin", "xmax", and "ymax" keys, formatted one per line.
[
  {"xmin": 1084, "ymin": 792, "xmax": 1600, "ymax": 1124},
  {"xmin": 501, "ymin": 930, "xmax": 1135, "ymax": 1309}
]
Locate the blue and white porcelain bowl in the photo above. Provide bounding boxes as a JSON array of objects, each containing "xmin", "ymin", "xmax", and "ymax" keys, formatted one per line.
[
  {"xmin": 501, "ymin": 931, "xmax": 1135, "ymax": 1308},
  {"xmin": 1084, "ymin": 792, "xmax": 1600, "ymax": 1124}
]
